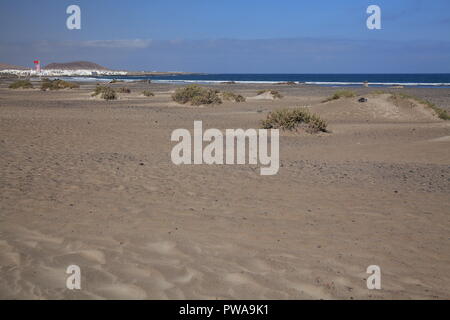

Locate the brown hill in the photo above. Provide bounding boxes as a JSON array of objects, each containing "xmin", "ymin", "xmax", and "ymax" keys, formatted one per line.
[
  {"xmin": 43, "ymin": 61, "xmax": 110, "ymax": 70},
  {"xmin": 0, "ymin": 63, "xmax": 28, "ymax": 70}
]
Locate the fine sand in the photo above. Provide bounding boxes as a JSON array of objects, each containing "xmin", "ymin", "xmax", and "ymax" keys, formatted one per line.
[{"xmin": 0, "ymin": 80, "xmax": 449, "ymax": 299}]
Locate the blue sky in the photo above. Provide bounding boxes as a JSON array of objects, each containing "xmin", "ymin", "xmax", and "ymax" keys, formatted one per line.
[{"xmin": 0, "ymin": 0, "xmax": 449, "ymax": 72}]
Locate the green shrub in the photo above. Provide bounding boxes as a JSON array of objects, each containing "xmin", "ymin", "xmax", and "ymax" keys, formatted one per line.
[
  {"xmin": 172, "ymin": 84, "xmax": 222, "ymax": 106},
  {"xmin": 257, "ymin": 90, "xmax": 283, "ymax": 99},
  {"xmin": 41, "ymin": 79, "xmax": 79, "ymax": 91},
  {"xmin": 430, "ymin": 106, "xmax": 450, "ymax": 120},
  {"xmin": 190, "ymin": 90, "xmax": 222, "ymax": 106},
  {"xmin": 91, "ymin": 85, "xmax": 117, "ymax": 100},
  {"xmin": 222, "ymin": 91, "xmax": 246, "ymax": 102},
  {"xmin": 101, "ymin": 87, "xmax": 117, "ymax": 100},
  {"xmin": 118, "ymin": 87, "xmax": 131, "ymax": 93},
  {"xmin": 92, "ymin": 85, "xmax": 104, "ymax": 97},
  {"xmin": 323, "ymin": 90, "xmax": 356, "ymax": 102},
  {"xmin": 9, "ymin": 80, "xmax": 33, "ymax": 89},
  {"xmin": 142, "ymin": 90, "xmax": 155, "ymax": 97},
  {"xmin": 261, "ymin": 108, "xmax": 327, "ymax": 133}
]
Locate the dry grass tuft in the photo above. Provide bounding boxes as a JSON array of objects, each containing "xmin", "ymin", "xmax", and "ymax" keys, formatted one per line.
[
  {"xmin": 9, "ymin": 80, "xmax": 33, "ymax": 89},
  {"xmin": 261, "ymin": 108, "xmax": 327, "ymax": 133},
  {"xmin": 221, "ymin": 91, "xmax": 246, "ymax": 102},
  {"xmin": 117, "ymin": 87, "xmax": 131, "ymax": 93},
  {"xmin": 142, "ymin": 90, "xmax": 155, "ymax": 97},
  {"xmin": 41, "ymin": 78, "xmax": 79, "ymax": 91},
  {"xmin": 172, "ymin": 84, "xmax": 222, "ymax": 106},
  {"xmin": 323, "ymin": 90, "xmax": 356, "ymax": 102},
  {"xmin": 91, "ymin": 85, "xmax": 117, "ymax": 100}
]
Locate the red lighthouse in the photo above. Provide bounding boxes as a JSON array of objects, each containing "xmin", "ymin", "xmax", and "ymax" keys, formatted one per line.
[{"xmin": 34, "ymin": 60, "xmax": 40, "ymax": 73}]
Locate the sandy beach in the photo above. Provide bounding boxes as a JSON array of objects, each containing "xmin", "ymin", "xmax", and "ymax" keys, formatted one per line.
[{"xmin": 0, "ymin": 80, "xmax": 449, "ymax": 299}]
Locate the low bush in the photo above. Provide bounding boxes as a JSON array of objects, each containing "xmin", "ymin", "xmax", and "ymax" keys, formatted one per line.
[
  {"xmin": 261, "ymin": 108, "xmax": 327, "ymax": 133},
  {"xmin": 91, "ymin": 85, "xmax": 117, "ymax": 100},
  {"xmin": 101, "ymin": 88, "xmax": 117, "ymax": 100},
  {"xmin": 41, "ymin": 78, "xmax": 79, "ymax": 91},
  {"xmin": 142, "ymin": 90, "xmax": 155, "ymax": 97},
  {"xmin": 9, "ymin": 80, "xmax": 33, "ymax": 89},
  {"xmin": 222, "ymin": 91, "xmax": 246, "ymax": 102},
  {"xmin": 118, "ymin": 87, "xmax": 131, "ymax": 93},
  {"xmin": 172, "ymin": 84, "xmax": 222, "ymax": 106},
  {"xmin": 92, "ymin": 85, "xmax": 106, "ymax": 96},
  {"xmin": 323, "ymin": 90, "xmax": 356, "ymax": 102}
]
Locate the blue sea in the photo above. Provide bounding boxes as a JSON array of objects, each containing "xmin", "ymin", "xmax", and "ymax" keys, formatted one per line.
[{"xmin": 72, "ymin": 74, "xmax": 450, "ymax": 88}]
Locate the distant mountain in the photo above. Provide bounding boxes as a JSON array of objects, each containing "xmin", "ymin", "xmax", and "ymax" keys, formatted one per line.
[
  {"xmin": 43, "ymin": 61, "xmax": 111, "ymax": 70},
  {"xmin": 0, "ymin": 63, "xmax": 28, "ymax": 70}
]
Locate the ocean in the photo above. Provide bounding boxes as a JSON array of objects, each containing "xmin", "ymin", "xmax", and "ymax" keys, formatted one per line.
[{"xmin": 71, "ymin": 74, "xmax": 450, "ymax": 88}]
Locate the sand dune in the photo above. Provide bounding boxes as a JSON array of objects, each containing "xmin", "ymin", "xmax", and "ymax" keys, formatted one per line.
[{"xmin": 313, "ymin": 93, "xmax": 438, "ymax": 123}]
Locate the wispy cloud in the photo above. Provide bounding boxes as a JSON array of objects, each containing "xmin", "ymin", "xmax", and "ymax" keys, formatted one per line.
[
  {"xmin": 1, "ymin": 38, "xmax": 449, "ymax": 73},
  {"xmin": 66, "ymin": 39, "xmax": 152, "ymax": 49}
]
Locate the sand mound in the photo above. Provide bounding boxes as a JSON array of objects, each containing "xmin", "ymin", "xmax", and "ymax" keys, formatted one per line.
[
  {"xmin": 311, "ymin": 93, "xmax": 439, "ymax": 123},
  {"xmin": 247, "ymin": 91, "xmax": 276, "ymax": 100}
]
